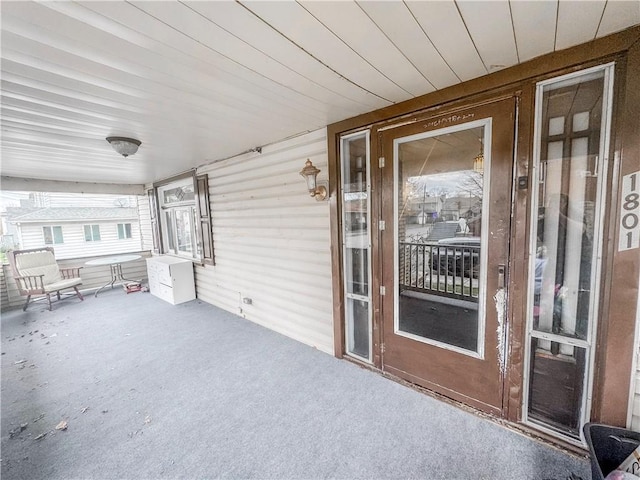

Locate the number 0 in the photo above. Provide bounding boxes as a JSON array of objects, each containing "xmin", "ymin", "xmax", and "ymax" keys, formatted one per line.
[{"xmin": 623, "ymin": 213, "xmax": 639, "ymax": 229}]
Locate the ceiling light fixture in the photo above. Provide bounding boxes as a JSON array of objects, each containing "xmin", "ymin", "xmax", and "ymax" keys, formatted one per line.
[
  {"xmin": 473, "ymin": 138, "xmax": 484, "ymax": 173},
  {"xmin": 473, "ymin": 151, "xmax": 484, "ymax": 173},
  {"xmin": 106, "ymin": 137, "xmax": 141, "ymax": 158}
]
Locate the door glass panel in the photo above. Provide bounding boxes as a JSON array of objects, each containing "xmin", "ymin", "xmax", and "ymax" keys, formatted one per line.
[
  {"xmin": 346, "ymin": 298, "xmax": 370, "ymax": 359},
  {"xmin": 345, "ymin": 247, "xmax": 369, "ymax": 296},
  {"xmin": 526, "ymin": 65, "xmax": 614, "ymax": 440},
  {"xmin": 341, "ymin": 131, "xmax": 372, "ymax": 362},
  {"xmin": 532, "ymin": 76, "xmax": 602, "ymax": 341},
  {"xmin": 395, "ymin": 123, "xmax": 487, "ymax": 353}
]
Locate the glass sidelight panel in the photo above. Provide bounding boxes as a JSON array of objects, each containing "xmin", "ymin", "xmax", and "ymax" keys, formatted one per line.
[
  {"xmin": 341, "ymin": 131, "xmax": 372, "ymax": 362},
  {"xmin": 345, "ymin": 298, "xmax": 370, "ymax": 359},
  {"xmin": 394, "ymin": 121, "xmax": 489, "ymax": 354},
  {"xmin": 525, "ymin": 64, "xmax": 614, "ymax": 441}
]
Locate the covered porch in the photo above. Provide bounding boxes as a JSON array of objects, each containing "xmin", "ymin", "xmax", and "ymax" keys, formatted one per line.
[
  {"xmin": 1, "ymin": 288, "xmax": 588, "ymax": 480},
  {"xmin": 2, "ymin": 1, "xmax": 640, "ymax": 474}
]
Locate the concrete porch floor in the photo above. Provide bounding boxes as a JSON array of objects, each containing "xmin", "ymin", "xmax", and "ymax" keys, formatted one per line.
[{"xmin": 1, "ymin": 288, "xmax": 590, "ymax": 480}]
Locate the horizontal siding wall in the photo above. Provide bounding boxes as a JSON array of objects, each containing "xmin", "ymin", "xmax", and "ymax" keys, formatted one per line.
[
  {"xmin": 137, "ymin": 194, "xmax": 154, "ymax": 252},
  {"xmin": 1, "ymin": 266, "xmax": 9, "ymax": 309},
  {"xmin": 632, "ymin": 367, "xmax": 640, "ymax": 430},
  {"xmin": 1, "ymin": 252, "xmax": 150, "ymax": 311},
  {"xmin": 195, "ymin": 128, "xmax": 334, "ymax": 354},
  {"xmin": 20, "ymin": 221, "xmax": 142, "ymax": 260},
  {"xmin": 44, "ymin": 193, "xmax": 140, "ymax": 208}
]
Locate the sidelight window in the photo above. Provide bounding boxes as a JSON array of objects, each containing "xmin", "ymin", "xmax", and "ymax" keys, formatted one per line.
[
  {"xmin": 524, "ymin": 64, "xmax": 614, "ymax": 442},
  {"xmin": 341, "ymin": 131, "xmax": 372, "ymax": 362}
]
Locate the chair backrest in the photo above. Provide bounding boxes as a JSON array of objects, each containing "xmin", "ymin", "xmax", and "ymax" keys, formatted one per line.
[{"xmin": 9, "ymin": 247, "xmax": 62, "ymax": 285}]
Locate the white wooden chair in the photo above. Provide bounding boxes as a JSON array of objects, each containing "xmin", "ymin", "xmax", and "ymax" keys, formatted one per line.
[{"xmin": 8, "ymin": 247, "xmax": 84, "ymax": 311}]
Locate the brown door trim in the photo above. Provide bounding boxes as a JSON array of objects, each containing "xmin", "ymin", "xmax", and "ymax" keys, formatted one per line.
[
  {"xmin": 592, "ymin": 41, "xmax": 640, "ymax": 426},
  {"xmin": 328, "ymin": 28, "xmax": 640, "ymax": 433},
  {"xmin": 327, "ymin": 26, "xmax": 640, "ymax": 138}
]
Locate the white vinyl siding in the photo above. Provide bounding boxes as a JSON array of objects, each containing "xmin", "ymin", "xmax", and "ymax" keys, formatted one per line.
[
  {"xmin": 138, "ymin": 192, "xmax": 155, "ymax": 252},
  {"xmin": 194, "ymin": 128, "xmax": 334, "ymax": 355},
  {"xmin": 43, "ymin": 193, "xmax": 140, "ymax": 208},
  {"xmin": 20, "ymin": 221, "xmax": 141, "ymax": 259},
  {"xmin": 633, "ymin": 368, "xmax": 640, "ymax": 431},
  {"xmin": 630, "ymin": 298, "xmax": 640, "ymax": 431}
]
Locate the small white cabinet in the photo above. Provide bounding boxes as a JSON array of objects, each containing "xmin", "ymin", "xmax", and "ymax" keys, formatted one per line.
[{"xmin": 146, "ymin": 256, "xmax": 195, "ymax": 305}]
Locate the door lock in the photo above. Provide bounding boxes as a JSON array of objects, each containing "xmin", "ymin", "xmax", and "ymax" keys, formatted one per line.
[{"xmin": 498, "ymin": 264, "xmax": 506, "ymax": 289}]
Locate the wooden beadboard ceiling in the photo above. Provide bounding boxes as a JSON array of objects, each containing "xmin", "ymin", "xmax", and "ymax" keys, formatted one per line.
[{"xmin": 1, "ymin": 1, "xmax": 639, "ymax": 186}]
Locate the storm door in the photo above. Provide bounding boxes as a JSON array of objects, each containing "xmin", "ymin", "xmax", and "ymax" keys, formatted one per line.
[{"xmin": 379, "ymin": 99, "xmax": 515, "ymax": 414}]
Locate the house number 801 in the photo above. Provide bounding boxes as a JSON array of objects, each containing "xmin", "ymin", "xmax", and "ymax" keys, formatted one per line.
[{"xmin": 619, "ymin": 171, "xmax": 640, "ymax": 251}]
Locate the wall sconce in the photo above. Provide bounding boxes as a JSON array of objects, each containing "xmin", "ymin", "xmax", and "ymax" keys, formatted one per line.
[
  {"xmin": 299, "ymin": 159, "xmax": 327, "ymax": 201},
  {"xmin": 106, "ymin": 137, "xmax": 141, "ymax": 158}
]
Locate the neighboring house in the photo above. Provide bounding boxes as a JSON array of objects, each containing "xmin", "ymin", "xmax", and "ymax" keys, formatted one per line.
[
  {"xmin": 10, "ymin": 207, "xmax": 142, "ymax": 260},
  {"xmin": 416, "ymin": 196, "xmax": 443, "ymax": 224},
  {"xmin": 440, "ymin": 196, "xmax": 481, "ymax": 222}
]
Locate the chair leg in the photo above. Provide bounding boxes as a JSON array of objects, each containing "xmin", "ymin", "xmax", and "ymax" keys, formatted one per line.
[
  {"xmin": 47, "ymin": 293, "xmax": 52, "ymax": 311},
  {"xmin": 57, "ymin": 291, "xmax": 61, "ymax": 300},
  {"xmin": 22, "ymin": 295, "xmax": 31, "ymax": 312},
  {"xmin": 74, "ymin": 287, "xmax": 84, "ymax": 301}
]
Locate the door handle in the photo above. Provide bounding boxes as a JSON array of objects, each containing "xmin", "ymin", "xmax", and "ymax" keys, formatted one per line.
[{"xmin": 498, "ymin": 264, "xmax": 506, "ymax": 289}]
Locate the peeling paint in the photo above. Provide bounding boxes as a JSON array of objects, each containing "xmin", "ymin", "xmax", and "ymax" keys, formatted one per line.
[{"xmin": 494, "ymin": 288, "xmax": 507, "ymax": 374}]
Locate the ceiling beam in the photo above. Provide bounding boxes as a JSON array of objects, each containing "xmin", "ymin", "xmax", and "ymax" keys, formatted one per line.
[{"xmin": 1, "ymin": 176, "xmax": 145, "ymax": 195}]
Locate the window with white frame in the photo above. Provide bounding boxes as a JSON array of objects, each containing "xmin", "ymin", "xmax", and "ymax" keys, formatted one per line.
[
  {"xmin": 43, "ymin": 226, "xmax": 63, "ymax": 244},
  {"xmin": 523, "ymin": 63, "xmax": 614, "ymax": 443},
  {"xmin": 150, "ymin": 173, "xmax": 214, "ymax": 264},
  {"xmin": 117, "ymin": 223, "xmax": 132, "ymax": 239},
  {"xmin": 84, "ymin": 224, "xmax": 101, "ymax": 242}
]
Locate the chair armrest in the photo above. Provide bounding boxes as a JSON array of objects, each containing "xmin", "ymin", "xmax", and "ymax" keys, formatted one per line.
[
  {"xmin": 60, "ymin": 267, "xmax": 82, "ymax": 279},
  {"xmin": 16, "ymin": 274, "xmax": 46, "ymax": 291}
]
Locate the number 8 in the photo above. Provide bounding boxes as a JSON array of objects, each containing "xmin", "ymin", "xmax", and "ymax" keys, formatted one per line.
[{"xmin": 624, "ymin": 192, "xmax": 639, "ymax": 211}]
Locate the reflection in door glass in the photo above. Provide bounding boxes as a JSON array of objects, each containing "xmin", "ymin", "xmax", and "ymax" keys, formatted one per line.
[
  {"xmin": 341, "ymin": 132, "xmax": 372, "ymax": 361},
  {"xmin": 395, "ymin": 124, "xmax": 486, "ymax": 353},
  {"xmin": 526, "ymin": 66, "xmax": 613, "ymax": 440}
]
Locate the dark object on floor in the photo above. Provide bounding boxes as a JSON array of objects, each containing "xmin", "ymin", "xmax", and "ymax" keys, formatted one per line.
[
  {"xmin": 584, "ymin": 423, "xmax": 640, "ymax": 480},
  {"xmin": 124, "ymin": 282, "xmax": 142, "ymax": 294}
]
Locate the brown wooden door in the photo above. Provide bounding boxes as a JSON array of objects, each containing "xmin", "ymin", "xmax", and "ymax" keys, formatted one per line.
[{"xmin": 378, "ymin": 98, "xmax": 515, "ymax": 416}]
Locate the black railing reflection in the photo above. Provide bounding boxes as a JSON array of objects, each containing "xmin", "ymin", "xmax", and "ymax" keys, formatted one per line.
[{"xmin": 400, "ymin": 242, "xmax": 480, "ymax": 302}]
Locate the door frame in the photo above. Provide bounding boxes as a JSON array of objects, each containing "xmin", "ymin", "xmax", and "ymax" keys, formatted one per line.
[
  {"xmin": 374, "ymin": 99, "xmax": 516, "ymax": 416},
  {"xmin": 328, "ymin": 25, "xmax": 640, "ymax": 448}
]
